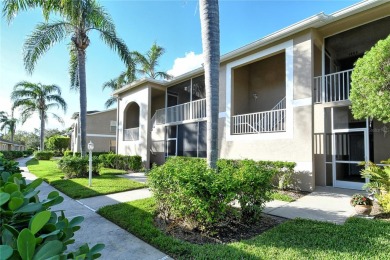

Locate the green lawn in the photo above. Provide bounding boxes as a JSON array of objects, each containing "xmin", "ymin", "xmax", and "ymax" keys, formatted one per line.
[
  {"xmin": 98, "ymin": 198, "xmax": 390, "ymax": 260},
  {"xmin": 99, "ymin": 167, "xmax": 128, "ymax": 175},
  {"xmin": 270, "ymin": 191, "xmax": 295, "ymax": 202},
  {"xmin": 26, "ymin": 158, "xmax": 146, "ymax": 199}
]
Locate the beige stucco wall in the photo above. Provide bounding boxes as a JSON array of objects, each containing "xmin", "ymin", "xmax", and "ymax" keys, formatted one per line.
[
  {"xmin": 117, "ymin": 86, "xmax": 150, "ymax": 166},
  {"xmin": 71, "ymin": 109, "xmax": 117, "ymax": 153}
]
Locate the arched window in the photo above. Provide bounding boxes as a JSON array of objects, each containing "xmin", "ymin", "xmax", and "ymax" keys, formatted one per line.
[{"xmin": 123, "ymin": 102, "xmax": 140, "ymax": 141}]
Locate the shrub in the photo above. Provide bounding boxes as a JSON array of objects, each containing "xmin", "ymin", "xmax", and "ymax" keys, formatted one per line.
[
  {"xmin": 45, "ymin": 135, "xmax": 70, "ymax": 155},
  {"xmin": 65, "ymin": 151, "xmax": 110, "ymax": 157},
  {"xmin": 57, "ymin": 156, "xmax": 100, "ymax": 179},
  {"xmin": 0, "ymin": 156, "xmax": 104, "ymax": 259},
  {"xmin": 34, "ymin": 150, "xmax": 54, "ymax": 160},
  {"xmin": 378, "ymin": 193, "xmax": 390, "ymax": 213},
  {"xmin": 98, "ymin": 154, "xmax": 142, "ymax": 171},
  {"xmin": 0, "ymin": 151, "xmax": 24, "ymax": 160},
  {"xmin": 148, "ymin": 157, "xmax": 281, "ymax": 229},
  {"xmin": 148, "ymin": 157, "xmax": 236, "ymax": 229}
]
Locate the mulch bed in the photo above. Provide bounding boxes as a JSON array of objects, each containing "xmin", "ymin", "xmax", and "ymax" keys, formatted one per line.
[
  {"xmin": 155, "ymin": 213, "xmax": 287, "ymax": 245},
  {"xmin": 154, "ymin": 191, "xmax": 389, "ymax": 245}
]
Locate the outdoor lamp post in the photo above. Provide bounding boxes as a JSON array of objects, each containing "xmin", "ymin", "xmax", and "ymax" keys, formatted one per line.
[{"xmin": 88, "ymin": 141, "xmax": 94, "ymax": 187}]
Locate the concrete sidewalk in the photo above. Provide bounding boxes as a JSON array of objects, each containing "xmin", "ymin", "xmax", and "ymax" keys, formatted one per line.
[
  {"xmin": 264, "ymin": 186, "xmax": 358, "ymax": 224},
  {"xmin": 16, "ymin": 157, "xmax": 170, "ymax": 260}
]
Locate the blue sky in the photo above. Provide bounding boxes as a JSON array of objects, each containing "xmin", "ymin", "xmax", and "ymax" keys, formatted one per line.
[{"xmin": 0, "ymin": 0, "xmax": 360, "ymax": 132}]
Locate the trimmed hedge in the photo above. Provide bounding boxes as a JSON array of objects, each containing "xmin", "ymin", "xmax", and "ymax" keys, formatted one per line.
[
  {"xmin": 148, "ymin": 157, "xmax": 295, "ymax": 229},
  {"xmin": 98, "ymin": 153, "xmax": 142, "ymax": 171},
  {"xmin": 0, "ymin": 150, "xmax": 33, "ymax": 160},
  {"xmin": 63, "ymin": 151, "xmax": 110, "ymax": 157},
  {"xmin": 57, "ymin": 156, "xmax": 100, "ymax": 179},
  {"xmin": 34, "ymin": 150, "xmax": 54, "ymax": 160}
]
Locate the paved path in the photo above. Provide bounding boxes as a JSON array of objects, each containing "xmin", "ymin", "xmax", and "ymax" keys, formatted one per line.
[
  {"xmin": 264, "ymin": 186, "xmax": 358, "ymax": 224},
  {"xmin": 16, "ymin": 157, "xmax": 171, "ymax": 260}
]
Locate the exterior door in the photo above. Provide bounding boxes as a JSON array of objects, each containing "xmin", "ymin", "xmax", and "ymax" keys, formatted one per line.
[{"xmin": 330, "ymin": 107, "xmax": 369, "ymax": 189}]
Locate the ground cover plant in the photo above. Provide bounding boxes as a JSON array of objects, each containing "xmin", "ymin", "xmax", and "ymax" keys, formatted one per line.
[
  {"xmin": 98, "ymin": 197, "xmax": 390, "ymax": 259},
  {"xmin": 26, "ymin": 159, "xmax": 146, "ymax": 199},
  {"xmin": 0, "ymin": 155, "xmax": 104, "ymax": 259}
]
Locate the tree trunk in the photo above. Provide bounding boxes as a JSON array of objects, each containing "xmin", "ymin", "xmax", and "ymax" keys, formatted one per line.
[
  {"xmin": 10, "ymin": 109, "xmax": 15, "ymax": 143},
  {"xmin": 78, "ymin": 49, "xmax": 87, "ymax": 157},
  {"xmin": 199, "ymin": 0, "xmax": 220, "ymax": 169},
  {"xmin": 40, "ymin": 110, "xmax": 45, "ymax": 150}
]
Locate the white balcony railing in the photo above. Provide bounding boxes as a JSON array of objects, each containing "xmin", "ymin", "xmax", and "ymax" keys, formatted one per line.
[
  {"xmin": 314, "ymin": 69, "xmax": 353, "ymax": 103},
  {"xmin": 123, "ymin": 127, "xmax": 139, "ymax": 141},
  {"xmin": 153, "ymin": 98, "xmax": 206, "ymax": 126},
  {"xmin": 232, "ymin": 109, "xmax": 286, "ymax": 134}
]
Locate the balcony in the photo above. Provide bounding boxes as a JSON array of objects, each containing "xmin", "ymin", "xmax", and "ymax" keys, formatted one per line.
[
  {"xmin": 232, "ymin": 97, "xmax": 286, "ymax": 135},
  {"xmin": 152, "ymin": 98, "xmax": 206, "ymax": 126},
  {"xmin": 314, "ymin": 69, "xmax": 353, "ymax": 103},
  {"xmin": 123, "ymin": 127, "xmax": 139, "ymax": 141}
]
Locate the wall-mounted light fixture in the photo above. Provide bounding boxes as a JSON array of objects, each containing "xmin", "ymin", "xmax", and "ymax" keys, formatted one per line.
[{"xmin": 253, "ymin": 93, "xmax": 258, "ymax": 101}]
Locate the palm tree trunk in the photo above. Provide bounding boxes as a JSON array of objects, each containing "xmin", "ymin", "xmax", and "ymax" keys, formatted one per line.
[
  {"xmin": 40, "ymin": 110, "xmax": 45, "ymax": 150},
  {"xmin": 199, "ymin": 0, "xmax": 220, "ymax": 169},
  {"xmin": 78, "ymin": 49, "xmax": 87, "ymax": 157},
  {"xmin": 10, "ymin": 109, "xmax": 15, "ymax": 143}
]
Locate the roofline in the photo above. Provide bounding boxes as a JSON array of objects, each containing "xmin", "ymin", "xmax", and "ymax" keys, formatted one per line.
[
  {"xmin": 112, "ymin": 0, "xmax": 387, "ymax": 95},
  {"xmin": 71, "ymin": 108, "xmax": 117, "ymax": 119},
  {"xmin": 221, "ymin": 0, "xmax": 386, "ymax": 63},
  {"xmin": 112, "ymin": 77, "xmax": 167, "ymax": 96},
  {"xmin": 0, "ymin": 139, "xmax": 24, "ymax": 146},
  {"xmin": 86, "ymin": 108, "xmax": 117, "ymax": 116}
]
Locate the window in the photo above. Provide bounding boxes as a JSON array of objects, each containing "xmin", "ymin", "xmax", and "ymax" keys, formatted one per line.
[{"xmin": 110, "ymin": 121, "xmax": 117, "ymax": 133}]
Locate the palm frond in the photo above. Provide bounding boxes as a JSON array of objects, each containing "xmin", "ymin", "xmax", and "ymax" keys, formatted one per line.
[
  {"xmin": 105, "ymin": 97, "xmax": 117, "ymax": 109},
  {"xmin": 155, "ymin": 71, "xmax": 173, "ymax": 80},
  {"xmin": 48, "ymin": 112, "xmax": 64, "ymax": 125},
  {"xmin": 98, "ymin": 30, "xmax": 133, "ymax": 68},
  {"xmin": 23, "ymin": 21, "xmax": 71, "ymax": 74}
]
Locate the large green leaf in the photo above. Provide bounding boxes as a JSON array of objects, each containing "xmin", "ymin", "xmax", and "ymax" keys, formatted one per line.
[
  {"xmin": 25, "ymin": 179, "xmax": 43, "ymax": 191},
  {"xmin": 30, "ymin": 211, "xmax": 51, "ymax": 235},
  {"xmin": 17, "ymin": 229, "xmax": 36, "ymax": 260},
  {"xmin": 32, "ymin": 240, "xmax": 63, "ymax": 260},
  {"xmin": 0, "ymin": 192, "xmax": 10, "ymax": 206},
  {"xmin": 69, "ymin": 216, "xmax": 84, "ymax": 228},
  {"xmin": 8, "ymin": 197, "xmax": 24, "ymax": 211},
  {"xmin": 4, "ymin": 183, "xmax": 18, "ymax": 194},
  {"xmin": 16, "ymin": 202, "xmax": 42, "ymax": 213},
  {"xmin": 0, "ymin": 245, "xmax": 13, "ymax": 260},
  {"xmin": 88, "ymin": 243, "xmax": 105, "ymax": 255},
  {"xmin": 1, "ymin": 172, "xmax": 10, "ymax": 182}
]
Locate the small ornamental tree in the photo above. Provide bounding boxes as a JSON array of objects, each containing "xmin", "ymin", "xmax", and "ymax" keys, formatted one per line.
[
  {"xmin": 46, "ymin": 135, "xmax": 70, "ymax": 153},
  {"xmin": 350, "ymin": 35, "xmax": 390, "ymax": 123}
]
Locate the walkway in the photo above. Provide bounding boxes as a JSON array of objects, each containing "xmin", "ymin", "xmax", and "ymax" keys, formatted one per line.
[{"xmin": 16, "ymin": 157, "xmax": 170, "ymax": 260}]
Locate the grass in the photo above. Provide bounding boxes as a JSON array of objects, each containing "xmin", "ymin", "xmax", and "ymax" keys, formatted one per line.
[
  {"xmin": 26, "ymin": 158, "xmax": 146, "ymax": 199},
  {"xmin": 98, "ymin": 197, "xmax": 390, "ymax": 259},
  {"xmin": 270, "ymin": 192, "xmax": 295, "ymax": 202},
  {"xmin": 99, "ymin": 167, "xmax": 127, "ymax": 175}
]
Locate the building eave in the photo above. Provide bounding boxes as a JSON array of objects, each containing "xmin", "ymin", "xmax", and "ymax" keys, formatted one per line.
[{"xmin": 112, "ymin": 78, "xmax": 167, "ymax": 96}]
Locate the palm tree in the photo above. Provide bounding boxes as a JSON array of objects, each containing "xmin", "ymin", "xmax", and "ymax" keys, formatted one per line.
[
  {"xmin": 11, "ymin": 81, "xmax": 67, "ymax": 151},
  {"xmin": 102, "ymin": 64, "xmax": 137, "ymax": 108},
  {"xmin": 132, "ymin": 42, "xmax": 172, "ymax": 80},
  {"xmin": 0, "ymin": 110, "xmax": 17, "ymax": 142},
  {"xmin": 199, "ymin": 0, "xmax": 220, "ymax": 169},
  {"xmin": 3, "ymin": 0, "xmax": 133, "ymax": 156}
]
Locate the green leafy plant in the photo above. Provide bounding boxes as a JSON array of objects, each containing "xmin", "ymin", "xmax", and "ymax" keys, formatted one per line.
[
  {"xmin": 350, "ymin": 193, "xmax": 373, "ymax": 206},
  {"xmin": 98, "ymin": 153, "xmax": 142, "ymax": 171},
  {"xmin": 57, "ymin": 156, "xmax": 100, "ymax": 179},
  {"xmin": 0, "ymin": 155, "xmax": 104, "ymax": 259},
  {"xmin": 33, "ymin": 150, "xmax": 54, "ymax": 160},
  {"xmin": 148, "ymin": 157, "xmax": 282, "ymax": 229}
]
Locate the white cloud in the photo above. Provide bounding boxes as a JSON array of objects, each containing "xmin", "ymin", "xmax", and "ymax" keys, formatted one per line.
[{"xmin": 167, "ymin": 52, "xmax": 203, "ymax": 77}]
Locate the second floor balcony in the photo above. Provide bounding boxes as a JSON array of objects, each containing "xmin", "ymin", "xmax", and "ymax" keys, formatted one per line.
[
  {"xmin": 314, "ymin": 69, "xmax": 353, "ymax": 104},
  {"xmin": 152, "ymin": 98, "xmax": 206, "ymax": 126}
]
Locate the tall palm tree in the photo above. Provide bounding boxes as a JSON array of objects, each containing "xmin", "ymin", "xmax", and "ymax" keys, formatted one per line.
[
  {"xmin": 0, "ymin": 110, "xmax": 17, "ymax": 142},
  {"xmin": 3, "ymin": 0, "xmax": 133, "ymax": 156},
  {"xmin": 199, "ymin": 0, "xmax": 220, "ymax": 169},
  {"xmin": 132, "ymin": 42, "xmax": 172, "ymax": 80},
  {"xmin": 11, "ymin": 81, "xmax": 67, "ymax": 151},
  {"xmin": 102, "ymin": 64, "xmax": 137, "ymax": 108}
]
